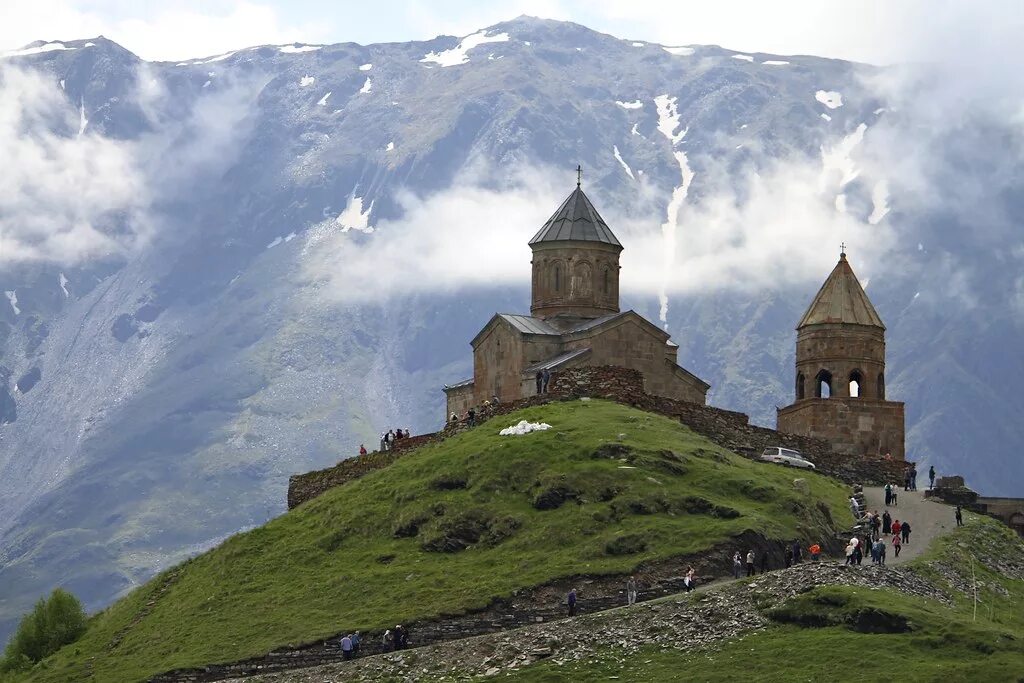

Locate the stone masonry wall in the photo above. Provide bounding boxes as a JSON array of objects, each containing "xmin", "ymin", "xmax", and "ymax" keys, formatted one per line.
[
  {"xmin": 777, "ymin": 398, "xmax": 905, "ymax": 460},
  {"xmin": 289, "ymin": 366, "xmax": 909, "ymax": 510}
]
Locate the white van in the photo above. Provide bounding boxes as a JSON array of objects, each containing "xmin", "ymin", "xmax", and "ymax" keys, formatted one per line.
[{"xmin": 760, "ymin": 447, "xmax": 816, "ymax": 469}]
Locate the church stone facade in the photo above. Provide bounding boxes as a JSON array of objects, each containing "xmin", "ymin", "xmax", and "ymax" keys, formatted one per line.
[
  {"xmin": 444, "ymin": 183, "xmax": 709, "ymax": 417},
  {"xmin": 776, "ymin": 251, "xmax": 906, "ymax": 459}
]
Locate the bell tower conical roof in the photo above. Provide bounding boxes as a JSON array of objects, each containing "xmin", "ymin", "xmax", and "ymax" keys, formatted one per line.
[
  {"xmin": 797, "ymin": 252, "xmax": 885, "ymax": 329},
  {"xmin": 529, "ymin": 185, "xmax": 622, "ymax": 248}
]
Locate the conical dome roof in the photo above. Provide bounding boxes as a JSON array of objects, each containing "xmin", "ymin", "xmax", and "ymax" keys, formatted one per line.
[
  {"xmin": 797, "ymin": 253, "xmax": 885, "ymax": 329},
  {"xmin": 529, "ymin": 185, "xmax": 622, "ymax": 247}
]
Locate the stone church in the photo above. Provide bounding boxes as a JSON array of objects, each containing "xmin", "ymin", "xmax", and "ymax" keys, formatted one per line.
[
  {"xmin": 776, "ymin": 250, "xmax": 906, "ymax": 459},
  {"xmin": 443, "ymin": 181, "xmax": 709, "ymax": 417}
]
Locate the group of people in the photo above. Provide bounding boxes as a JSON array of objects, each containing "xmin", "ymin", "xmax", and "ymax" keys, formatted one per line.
[
  {"xmin": 374, "ymin": 428, "xmax": 412, "ymax": 453},
  {"xmin": 534, "ymin": 368, "xmax": 552, "ymax": 394},
  {"xmin": 448, "ymin": 396, "xmax": 501, "ymax": 428},
  {"xmin": 338, "ymin": 631, "xmax": 360, "ymax": 660},
  {"xmin": 381, "ymin": 624, "xmax": 411, "ymax": 651},
  {"xmin": 883, "ymin": 483, "xmax": 900, "ymax": 506}
]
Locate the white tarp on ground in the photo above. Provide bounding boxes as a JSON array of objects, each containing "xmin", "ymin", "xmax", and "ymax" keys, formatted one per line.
[{"xmin": 499, "ymin": 420, "xmax": 552, "ymax": 436}]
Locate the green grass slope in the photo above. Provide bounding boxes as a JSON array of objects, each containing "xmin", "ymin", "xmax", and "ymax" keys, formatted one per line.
[
  {"xmin": 21, "ymin": 400, "xmax": 850, "ymax": 682},
  {"xmin": 506, "ymin": 514, "xmax": 1024, "ymax": 683}
]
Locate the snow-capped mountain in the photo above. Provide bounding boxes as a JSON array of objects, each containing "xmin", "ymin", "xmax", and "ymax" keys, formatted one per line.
[{"xmin": 2, "ymin": 17, "xmax": 1022, "ymax": 643}]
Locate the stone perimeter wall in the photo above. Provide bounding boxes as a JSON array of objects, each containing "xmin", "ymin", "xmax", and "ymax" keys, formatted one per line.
[
  {"xmin": 288, "ymin": 366, "xmax": 909, "ymax": 510},
  {"xmin": 777, "ymin": 397, "xmax": 906, "ymax": 460}
]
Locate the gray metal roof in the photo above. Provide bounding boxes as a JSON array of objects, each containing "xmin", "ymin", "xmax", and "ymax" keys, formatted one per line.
[
  {"xmin": 498, "ymin": 314, "xmax": 560, "ymax": 335},
  {"xmin": 528, "ymin": 186, "xmax": 622, "ymax": 247},
  {"xmin": 562, "ymin": 312, "xmax": 624, "ymax": 334},
  {"xmin": 797, "ymin": 254, "xmax": 885, "ymax": 329},
  {"xmin": 443, "ymin": 377, "xmax": 474, "ymax": 391},
  {"xmin": 523, "ymin": 347, "xmax": 592, "ymax": 374}
]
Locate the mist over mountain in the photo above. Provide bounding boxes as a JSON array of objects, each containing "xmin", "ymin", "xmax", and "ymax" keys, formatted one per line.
[{"xmin": 1, "ymin": 16, "xmax": 1022, "ymax": 644}]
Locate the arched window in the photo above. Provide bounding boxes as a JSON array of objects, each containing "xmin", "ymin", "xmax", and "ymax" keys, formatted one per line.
[
  {"xmin": 572, "ymin": 261, "xmax": 592, "ymax": 297},
  {"xmin": 602, "ymin": 267, "xmax": 610, "ymax": 295},
  {"xmin": 849, "ymin": 370, "xmax": 863, "ymax": 398},
  {"xmin": 815, "ymin": 369, "xmax": 832, "ymax": 398},
  {"xmin": 554, "ymin": 264, "xmax": 561, "ymax": 293},
  {"xmin": 877, "ymin": 372, "xmax": 885, "ymax": 400},
  {"xmin": 796, "ymin": 372, "xmax": 805, "ymax": 400}
]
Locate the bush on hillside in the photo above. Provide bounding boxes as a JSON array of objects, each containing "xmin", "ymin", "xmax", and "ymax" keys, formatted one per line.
[
  {"xmin": 604, "ymin": 534, "xmax": 648, "ymax": 555},
  {"xmin": 0, "ymin": 589, "xmax": 87, "ymax": 672}
]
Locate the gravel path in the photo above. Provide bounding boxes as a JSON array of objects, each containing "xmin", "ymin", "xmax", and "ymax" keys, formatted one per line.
[{"xmin": 861, "ymin": 485, "xmax": 956, "ymax": 564}]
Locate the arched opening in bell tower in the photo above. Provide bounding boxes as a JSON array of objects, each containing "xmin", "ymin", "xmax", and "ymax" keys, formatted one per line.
[{"xmin": 815, "ymin": 369, "xmax": 833, "ymax": 398}]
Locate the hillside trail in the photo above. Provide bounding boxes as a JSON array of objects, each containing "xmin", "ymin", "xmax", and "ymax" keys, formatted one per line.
[{"xmin": 860, "ymin": 485, "xmax": 956, "ymax": 564}]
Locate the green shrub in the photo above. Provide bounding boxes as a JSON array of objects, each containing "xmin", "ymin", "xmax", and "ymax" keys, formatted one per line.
[
  {"xmin": 1, "ymin": 589, "xmax": 86, "ymax": 671},
  {"xmin": 604, "ymin": 534, "xmax": 648, "ymax": 555}
]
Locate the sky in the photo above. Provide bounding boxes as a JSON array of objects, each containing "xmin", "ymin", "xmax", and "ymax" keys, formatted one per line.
[{"xmin": 0, "ymin": 0, "xmax": 1003, "ymax": 64}]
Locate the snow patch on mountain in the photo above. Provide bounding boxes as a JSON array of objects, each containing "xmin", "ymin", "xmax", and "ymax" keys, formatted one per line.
[
  {"xmin": 815, "ymin": 90, "xmax": 843, "ymax": 109},
  {"xmin": 359, "ymin": 77, "xmax": 372, "ymax": 94},
  {"xmin": 182, "ymin": 51, "xmax": 237, "ymax": 66},
  {"xmin": 732, "ymin": 54, "xmax": 753, "ymax": 62},
  {"xmin": 763, "ymin": 60, "xmax": 790, "ymax": 66},
  {"xmin": 615, "ymin": 100, "xmax": 643, "ymax": 109},
  {"xmin": 420, "ymin": 31, "xmax": 509, "ymax": 67},
  {"xmin": 631, "ymin": 42, "xmax": 645, "ymax": 47},
  {"xmin": 653, "ymin": 94, "xmax": 693, "ymax": 326},
  {"xmin": 337, "ymin": 195, "xmax": 374, "ymax": 232},
  {"xmin": 59, "ymin": 273, "xmax": 70, "ymax": 298},
  {"xmin": 3, "ymin": 42, "xmax": 75, "ymax": 58},
  {"xmin": 612, "ymin": 145, "xmax": 635, "ymax": 180},
  {"xmin": 77, "ymin": 98, "xmax": 88, "ymax": 136},
  {"xmin": 4, "ymin": 291, "xmax": 19, "ymax": 315},
  {"xmin": 821, "ymin": 113, "xmax": 832, "ymax": 122},
  {"xmin": 299, "ymin": 75, "xmax": 315, "ymax": 87},
  {"xmin": 317, "ymin": 91, "xmax": 331, "ymax": 106},
  {"xmin": 359, "ymin": 63, "xmax": 372, "ymax": 71},
  {"xmin": 386, "ymin": 141, "xmax": 395, "ymax": 152},
  {"xmin": 821, "ymin": 123, "xmax": 867, "ymax": 188},
  {"xmin": 869, "ymin": 180, "xmax": 890, "ymax": 224},
  {"xmin": 663, "ymin": 46, "xmax": 694, "ymax": 56},
  {"xmin": 278, "ymin": 44, "xmax": 322, "ymax": 53}
]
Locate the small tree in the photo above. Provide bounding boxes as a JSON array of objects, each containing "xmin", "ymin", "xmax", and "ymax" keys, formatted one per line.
[{"xmin": 1, "ymin": 589, "xmax": 87, "ymax": 671}]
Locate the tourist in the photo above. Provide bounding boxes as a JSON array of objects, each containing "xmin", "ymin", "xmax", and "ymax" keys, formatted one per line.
[
  {"xmin": 358, "ymin": 444, "xmax": 367, "ymax": 456},
  {"xmin": 395, "ymin": 624, "xmax": 408, "ymax": 649},
  {"xmin": 871, "ymin": 511, "xmax": 881, "ymax": 541},
  {"xmin": 467, "ymin": 408, "xmax": 476, "ymax": 426},
  {"xmin": 891, "ymin": 485, "xmax": 898, "ymax": 507},
  {"xmin": 911, "ymin": 465, "xmax": 918, "ymax": 491},
  {"xmin": 745, "ymin": 550, "xmax": 756, "ymax": 577},
  {"xmin": 901, "ymin": 519, "xmax": 912, "ymax": 544},
  {"xmin": 760, "ymin": 551, "xmax": 769, "ymax": 574},
  {"xmin": 955, "ymin": 505, "xmax": 964, "ymax": 527},
  {"xmin": 870, "ymin": 539, "xmax": 880, "ymax": 564},
  {"xmin": 626, "ymin": 576, "xmax": 637, "ymax": 605},
  {"xmin": 340, "ymin": 633, "xmax": 353, "ymax": 661},
  {"xmin": 732, "ymin": 551, "xmax": 743, "ymax": 578},
  {"xmin": 791, "ymin": 541, "xmax": 802, "ymax": 564},
  {"xmin": 878, "ymin": 537, "xmax": 887, "ymax": 565},
  {"xmin": 884, "ymin": 482, "xmax": 892, "ymax": 506},
  {"xmin": 683, "ymin": 566, "xmax": 697, "ymax": 591},
  {"xmin": 854, "ymin": 538, "xmax": 864, "ymax": 565},
  {"xmin": 492, "ymin": 395, "xmax": 500, "ymax": 404},
  {"xmin": 351, "ymin": 631, "xmax": 360, "ymax": 654},
  {"xmin": 891, "ymin": 519, "xmax": 901, "ymax": 543},
  {"xmin": 892, "ymin": 533, "xmax": 902, "ymax": 558},
  {"xmin": 845, "ymin": 541, "xmax": 855, "ymax": 565},
  {"xmin": 882, "ymin": 510, "xmax": 892, "ymax": 536},
  {"xmin": 450, "ymin": 412, "xmax": 459, "ymax": 424},
  {"xmin": 535, "ymin": 370, "xmax": 543, "ymax": 394},
  {"xmin": 929, "ymin": 465, "xmax": 936, "ymax": 489},
  {"xmin": 383, "ymin": 629, "xmax": 394, "ymax": 651},
  {"xmin": 850, "ymin": 496, "xmax": 861, "ymax": 521},
  {"xmin": 567, "ymin": 588, "xmax": 578, "ymax": 616},
  {"xmin": 542, "ymin": 368, "xmax": 552, "ymax": 393},
  {"xmin": 809, "ymin": 543, "xmax": 821, "ymax": 562}
]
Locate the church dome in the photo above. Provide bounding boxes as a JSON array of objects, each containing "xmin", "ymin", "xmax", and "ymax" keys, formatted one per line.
[{"xmin": 528, "ymin": 186, "xmax": 622, "ymax": 248}]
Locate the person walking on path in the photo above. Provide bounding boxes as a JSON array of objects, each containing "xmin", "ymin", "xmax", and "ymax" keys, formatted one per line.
[
  {"xmin": 929, "ymin": 465, "xmax": 936, "ymax": 489},
  {"xmin": 955, "ymin": 506, "xmax": 964, "ymax": 527},
  {"xmin": 541, "ymin": 368, "xmax": 551, "ymax": 393},
  {"xmin": 911, "ymin": 465, "xmax": 918, "ymax": 491},
  {"xmin": 626, "ymin": 576, "xmax": 637, "ymax": 606},
  {"xmin": 746, "ymin": 550, "xmax": 756, "ymax": 577},
  {"xmin": 884, "ymin": 483, "xmax": 892, "ymax": 506},
  {"xmin": 732, "ymin": 551, "xmax": 743, "ymax": 578},
  {"xmin": 891, "ymin": 519, "xmax": 901, "ymax": 542},
  {"xmin": 850, "ymin": 496, "xmax": 861, "ymax": 521},
  {"xmin": 340, "ymin": 634, "xmax": 353, "ymax": 661},
  {"xmin": 870, "ymin": 511, "xmax": 881, "ymax": 540},
  {"xmin": 683, "ymin": 566, "xmax": 697, "ymax": 592},
  {"xmin": 892, "ymin": 533, "xmax": 902, "ymax": 558},
  {"xmin": 351, "ymin": 631, "xmax": 360, "ymax": 655},
  {"xmin": 882, "ymin": 510, "xmax": 892, "ymax": 536},
  {"xmin": 383, "ymin": 629, "xmax": 394, "ymax": 652},
  {"xmin": 567, "ymin": 588, "xmax": 578, "ymax": 616},
  {"xmin": 845, "ymin": 541, "xmax": 855, "ymax": 565},
  {"xmin": 901, "ymin": 519, "xmax": 912, "ymax": 544},
  {"xmin": 891, "ymin": 485, "xmax": 898, "ymax": 506},
  {"xmin": 904, "ymin": 469, "xmax": 911, "ymax": 492},
  {"xmin": 809, "ymin": 543, "xmax": 821, "ymax": 562},
  {"xmin": 535, "ymin": 371, "xmax": 543, "ymax": 395}
]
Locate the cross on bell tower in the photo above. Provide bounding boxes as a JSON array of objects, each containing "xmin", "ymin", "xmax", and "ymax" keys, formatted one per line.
[{"xmin": 576, "ymin": 164, "xmax": 582, "ymax": 187}]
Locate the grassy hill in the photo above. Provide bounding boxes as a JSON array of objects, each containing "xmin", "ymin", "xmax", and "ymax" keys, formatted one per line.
[{"xmin": 15, "ymin": 399, "xmax": 851, "ymax": 682}]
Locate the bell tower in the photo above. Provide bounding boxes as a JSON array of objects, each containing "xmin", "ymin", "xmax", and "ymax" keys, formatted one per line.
[
  {"xmin": 529, "ymin": 169, "xmax": 622, "ymax": 323},
  {"xmin": 778, "ymin": 248, "xmax": 905, "ymax": 459}
]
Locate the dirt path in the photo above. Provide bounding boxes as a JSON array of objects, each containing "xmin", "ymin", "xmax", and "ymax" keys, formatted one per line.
[{"xmin": 860, "ymin": 486, "xmax": 956, "ymax": 564}]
